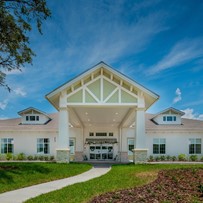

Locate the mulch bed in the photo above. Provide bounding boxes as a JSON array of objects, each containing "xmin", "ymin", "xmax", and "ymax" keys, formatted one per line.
[{"xmin": 90, "ymin": 168, "xmax": 203, "ymax": 203}]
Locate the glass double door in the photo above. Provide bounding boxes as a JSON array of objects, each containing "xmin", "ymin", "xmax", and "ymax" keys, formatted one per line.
[{"xmin": 89, "ymin": 144, "xmax": 113, "ymax": 160}]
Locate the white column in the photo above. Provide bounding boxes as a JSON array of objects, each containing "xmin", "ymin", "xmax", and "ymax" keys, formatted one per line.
[
  {"xmin": 58, "ymin": 107, "xmax": 69, "ymax": 148},
  {"xmin": 135, "ymin": 108, "xmax": 146, "ymax": 148},
  {"xmin": 56, "ymin": 91, "xmax": 70, "ymax": 163},
  {"xmin": 133, "ymin": 91, "xmax": 148, "ymax": 163}
]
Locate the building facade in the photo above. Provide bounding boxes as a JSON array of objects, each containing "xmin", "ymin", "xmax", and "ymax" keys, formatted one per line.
[{"xmin": 0, "ymin": 62, "xmax": 203, "ymax": 163}]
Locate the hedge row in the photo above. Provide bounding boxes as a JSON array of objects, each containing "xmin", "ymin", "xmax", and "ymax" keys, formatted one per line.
[
  {"xmin": 0, "ymin": 153, "xmax": 55, "ymax": 161},
  {"xmin": 148, "ymin": 154, "xmax": 202, "ymax": 162}
]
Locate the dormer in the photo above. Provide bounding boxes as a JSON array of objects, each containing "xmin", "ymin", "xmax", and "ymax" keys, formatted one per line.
[
  {"xmin": 152, "ymin": 107, "xmax": 185, "ymax": 125},
  {"xmin": 18, "ymin": 107, "xmax": 51, "ymax": 125}
]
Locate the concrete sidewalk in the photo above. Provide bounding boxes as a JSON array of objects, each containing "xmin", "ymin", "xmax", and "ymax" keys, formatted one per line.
[{"xmin": 0, "ymin": 165, "xmax": 111, "ymax": 203}]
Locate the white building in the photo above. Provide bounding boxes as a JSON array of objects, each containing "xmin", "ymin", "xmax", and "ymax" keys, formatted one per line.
[{"xmin": 0, "ymin": 62, "xmax": 203, "ymax": 163}]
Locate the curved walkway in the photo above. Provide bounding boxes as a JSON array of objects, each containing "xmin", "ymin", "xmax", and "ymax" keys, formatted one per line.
[{"xmin": 0, "ymin": 164, "xmax": 111, "ymax": 203}]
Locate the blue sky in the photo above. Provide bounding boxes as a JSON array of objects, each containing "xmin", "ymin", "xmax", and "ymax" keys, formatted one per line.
[{"xmin": 1, "ymin": 0, "xmax": 203, "ymax": 120}]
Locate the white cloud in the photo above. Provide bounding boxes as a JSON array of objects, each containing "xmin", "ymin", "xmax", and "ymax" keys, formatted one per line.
[
  {"xmin": 173, "ymin": 88, "xmax": 182, "ymax": 103},
  {"xmin": 13, "ymin": 88, "xmax": 27, "ymax": 97},
  {"xmin": 0, "ymin": 99, "xmax": 8, "ymax": 110},
  {"xmin": 147, "ymin": 38, "xmax": 203, "ymax": 75},
  {"xmin": 181, "ymin": 108, "xmax": 203, "ymax": 120}
]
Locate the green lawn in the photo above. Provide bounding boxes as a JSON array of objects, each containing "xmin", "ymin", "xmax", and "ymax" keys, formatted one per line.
[
  {"xmin": 0, "ymin": 162, "xmax": 91, "ymax": 193},
  {"xmin": 26, "ymin": 164, "xmax": 203, "ymax": 203}
]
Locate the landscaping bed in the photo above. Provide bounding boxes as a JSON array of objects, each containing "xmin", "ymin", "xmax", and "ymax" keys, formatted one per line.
[{"xmin": 91, "ymin": 168, "xmax": 203, "ymax": 203}]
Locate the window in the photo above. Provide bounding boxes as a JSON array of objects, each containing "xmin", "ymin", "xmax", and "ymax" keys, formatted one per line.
[
  {"xmin": 89, "ymin": 132, "xmax": 94, "ymax": 136},
  {"xmin": 26, "ymin": 115, "xmax": 40, "ymax": 122},
  {"xmin": 70, "ymin": 139, "xmax": 75, "ymax": 155},
  {"xmin": 167, "ymin": 116, "xmax": 172, "ymax": 121},
  {"xmin": 128, "ymin": 139, "xmax": 134, "ymax": 155},
  {"xmin": 1, "ymin": 138, "xmax": 14, "ymax": 154},
  {"xmin": 30, "ymin": 116, "xmax": 36, "ymax": 121},
  {"xmin": 163, "ymin": 116, "xmax": 176, "ymax": 122},
  {"xmin": 189, "ymin": 138, "xmax": 201, "ymax": 154},
  {"xmin": 109, "ymin": 132, "xmax": 113, "ymax": 136},
  {"xmin": 37, "ymin": 138, "xmax": 49, "ymax": 154},
  {"xmin": 153, "ymin": 138, "xmax": 166, "ymax": 154},
  {"xmin": 96, "ymin": 132, "xmax": 107, "ymax": 136}
]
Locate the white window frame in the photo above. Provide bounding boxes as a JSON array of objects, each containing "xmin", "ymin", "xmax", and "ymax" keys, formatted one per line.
[
  {"xmin": 0, "ymin": 138, "xmax": 14, "ymax": 154},
  {"xmin": 37, "ymin": 138, "xmax": 50, "ymax": 154},
  {"xmin": 26, "ymin": 115, "xmax": 40, "ymax": 122},
  {"xmin": 69, "ymin": 138, "xmax": 75, "ymax": 155},
  {"xmin": 128, "ymin": 139, "xmax": 134, "ymax": 155},
  {"xmin": 163, "ymin": 116, "xmax": 176, "ymax": 122},
  {"xmin": 153, "ymin": 138, "xmax": 166, "ymax": 154},
  {"xmin": 189, "ymin": 138, "xmax": 201, "ymax": 154}
]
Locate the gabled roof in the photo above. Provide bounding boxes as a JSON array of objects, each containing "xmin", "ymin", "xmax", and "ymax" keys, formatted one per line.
[
  {"xmin": 146, "ymin": 113, "xmax": 203, "ymax": 132},
  {"xmin": 152, "ymin": 107, "xmax": 185, "ymax": 119},
  {"xmin": 46, "ymin": 61, "xmax": 159, "ymax": 110},
  {"xmin": 18, "ymin": 107, "xmax": 51, "ymax": 119}
]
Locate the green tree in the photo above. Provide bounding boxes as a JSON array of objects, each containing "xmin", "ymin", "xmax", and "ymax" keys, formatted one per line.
[{"xmin": 0, "ymin": 0, "xmax": 51, "ymax": 91}]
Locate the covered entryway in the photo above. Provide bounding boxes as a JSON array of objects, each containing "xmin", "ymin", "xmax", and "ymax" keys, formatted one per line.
[
  {"xmin": 89, "ymin": 144, "xmax": 113, "ymax": 160},
  {"xmin": 46, "ymin": 62, "xmax": 159, "ymax": 163},
  {"xmin": 86, "ymin": 138, "xmax": 117, "ymax": 160}
]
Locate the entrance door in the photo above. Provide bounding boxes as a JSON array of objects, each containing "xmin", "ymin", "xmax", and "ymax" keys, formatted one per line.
[{"xmin": 89, "ymin": 144, "xmax": 113, "ymax": 160}]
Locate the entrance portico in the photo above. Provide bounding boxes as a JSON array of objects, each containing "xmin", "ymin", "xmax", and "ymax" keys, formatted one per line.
[{"xmin": 46, "ymin": 62, "xmax": 159, "ymax": 163}]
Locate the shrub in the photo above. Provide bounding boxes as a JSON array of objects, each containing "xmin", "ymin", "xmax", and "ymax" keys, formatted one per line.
[
  {"xmin": 27, "ymin": 155, "xmax": 34, "ymax": 160},
  {"xmin": 166, "ymin": 155, "xmax": 172, "ymax": 161},
  {"xmin": 190, "ymin": 155, "xmax": 198, "ymax": 162},
  {"xmin": 178, "ymin": 154, "xmax": 187, "ymax": 161},
  {"xmin": 50, "ymin": 156, "xmax": 55, "ymax": 161},
  {"xmin": 6, "ymin": 153, "xmax": 13, "ymax": 161},
  {"xmin": 172, "ymin": 156, "xmax": 177, "ymax": 161},
  {"xmin": 0, "ymin": 154, "xmax": 6, "ymax": 160},
  {"xmin": 12, "ymin": 154, "xmax": 17, "ymax": 160},
  {"xmin": 44, "ymin": 156, "xmax": 49, "ymax": 161},
  {"xmin": 17, "ymin": 153, "xmax": 26, "ymax": 160},
  {"xmin": 39, "ymin": 155, "xmax": 44, "ymax": 161},
  {"xmin": 160, "ymin": 155, "xmax": 166, "ymax": 161},
  {"xmin": 148, "ymin": 155, "xmax": 154, "ymax": 162},
  {"xmin": 34, "ymin": 155, "xmax": 39, "ymax": 160},
  {"xmin": 155, "ymin": 156, "xmax": 161, "ymax": 161}
]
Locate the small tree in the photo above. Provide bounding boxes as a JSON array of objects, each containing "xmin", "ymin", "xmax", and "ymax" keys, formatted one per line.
[{"xmin": 0, "ymin": 0, "xmax": 51, "ymax": 91}]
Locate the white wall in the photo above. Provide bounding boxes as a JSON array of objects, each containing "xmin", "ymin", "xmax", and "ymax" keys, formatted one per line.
[
  {"xmin": 146, "ymin": 132, "xmax": 203, "ymax": 157},
  {"xmin": 69, "ymin": 127, "xmax": 83, "ymax": 151},
  {"xmin": 121, "ymin": 128, "xmax": 134, "ymax": 152},
  {"xmin": 0, "ymin": 131, "xmax": 57, "ymax": 156}
]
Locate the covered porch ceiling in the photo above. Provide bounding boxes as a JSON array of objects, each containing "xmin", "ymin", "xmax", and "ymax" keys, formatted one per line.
[{"xmin": 69, "ymin": 106, "xmax": 135, "ymax": 128}]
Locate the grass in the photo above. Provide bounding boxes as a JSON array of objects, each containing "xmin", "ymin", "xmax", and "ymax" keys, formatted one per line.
[
  {"xmin": 0, "ymin": 162, "xmax": 91, "ymax": 193},
  {"xmin": 26, "ymin": 163, "xmax": 203, "ymax": 203}
]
